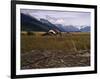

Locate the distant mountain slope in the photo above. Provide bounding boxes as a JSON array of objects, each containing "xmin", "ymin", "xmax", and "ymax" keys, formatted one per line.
[
  {"xmin": 55, "ymin": 25, "xmax": 90, "ymax": 32},
  {"xmin": 64, "ymin": 25, "xmax": 80, "ymax": 32},
  {"xmin": 55, "ymin": 25, "xmax": 80, "ymax": 32},
  {"xmin": 55, "ymin": 24, "xmax": 66, "ymax": 32},
  {"xmin": 80, "ymin": 26, "xmax": 90, "ymax": 32},
  {"xmin": 40, "ymin": 19, "xmax": 61, "ymax": 31},
  {"xmin": 21, "ymin": 13, "xmax": 50, "ymax": 32},
  {"xmin": 21, "ymin": 13, "xmax": 90, "ymax": 32}
]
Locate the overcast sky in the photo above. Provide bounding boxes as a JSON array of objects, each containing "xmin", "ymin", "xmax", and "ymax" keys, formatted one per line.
[{"xmin": 21, "ymin": 9, "xmax": 91, "ymax": 27}]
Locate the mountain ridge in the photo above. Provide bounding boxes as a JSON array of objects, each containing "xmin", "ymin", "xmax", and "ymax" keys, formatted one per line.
[{"xmin": 21, "ymin": 13, "xmax": 90, "ymax": 32}]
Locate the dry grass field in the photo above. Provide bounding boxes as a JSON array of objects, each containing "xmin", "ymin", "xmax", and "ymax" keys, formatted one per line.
[{"xmin": 21, "ymin": 32, "xmax": 90, "ymax": 69}]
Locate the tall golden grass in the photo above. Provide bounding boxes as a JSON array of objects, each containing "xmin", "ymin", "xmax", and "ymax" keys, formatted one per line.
[{"xmin": 21, "ymin": 32, "xmax": 90, "ymax": 53}]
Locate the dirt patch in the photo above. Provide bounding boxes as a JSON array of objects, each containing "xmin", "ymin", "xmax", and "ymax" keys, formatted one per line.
[{"xmin": 21, "ymin": 50, "xmax": 90, "ymax": 69}]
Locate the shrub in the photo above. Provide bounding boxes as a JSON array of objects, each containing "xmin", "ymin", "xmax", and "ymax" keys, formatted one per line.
[{"xmin": 27, "ymin": 31, "xmax": 35, "ymax": 35}]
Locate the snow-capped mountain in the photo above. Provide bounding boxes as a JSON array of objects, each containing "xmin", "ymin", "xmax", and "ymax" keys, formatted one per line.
[
  {"xmin": 80, "ymin": 26, "xmax": 90, "ymax": 32},
  {"xmin": 21, "ymin": 13, "xmax": 90, "ymax": 32}
]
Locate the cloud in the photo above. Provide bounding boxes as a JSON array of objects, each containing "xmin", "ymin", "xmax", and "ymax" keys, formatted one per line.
[
  {"xmin": 21, "ymin": 9, "xmax": 90, "ymax": 26},
  {"xmin": 55, "ymin": 19, "xmax": 65, "ymax": 24}
]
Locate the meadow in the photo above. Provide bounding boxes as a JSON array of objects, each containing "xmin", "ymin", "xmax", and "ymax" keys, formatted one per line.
[{"xmin": 21, "ymin": 32, "xmax": 90, "ymax": 69}]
